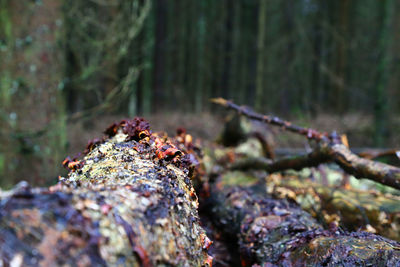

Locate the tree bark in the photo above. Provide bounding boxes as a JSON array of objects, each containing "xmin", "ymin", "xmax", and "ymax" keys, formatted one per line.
[
  {"xmin": 334, "ymin": 0, "xmax": 350, "ymax": 113},
  {"xmin": 206, "ymin": 177, "xmax": 400, "ymax": 266},
  {"xmin": 0, "ymin": 0, "xmax": 67, "ymax": 187},
  {"xmin": 255, "ymin": 0, "xmax": 267, "ymax": 111},
  {"xmin": 374, "ymin": 0, "xmax": 393, "ymax": 147},
  {"xmin": 0, "ymin": 121, "xmax": 212, "ymax": 266},
  {"xmin": 152, "ymin": 0, "xmax": 167, "ymax": 112},
  {"xmin": 266, "ymin": 176, "xmax": 400, "ymax": 241}
]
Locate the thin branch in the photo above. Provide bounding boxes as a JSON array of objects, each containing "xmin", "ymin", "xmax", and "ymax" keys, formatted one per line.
[
  {"xmin": 211, "ymin": 98, "xmax": 333, "ymax": 142},
  {"xmin": 213, "ymin": 98, "xmax": 400, "ymax": 190},
  {"xmin": 330, "ymin": 144, "xmax": 400, "ymax": 189},
  {"xmin": 230, "ymin": 149, "xmax": 329, "ymax": 173}
]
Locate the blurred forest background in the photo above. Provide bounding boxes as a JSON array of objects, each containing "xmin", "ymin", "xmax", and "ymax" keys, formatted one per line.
[{"xmin": 1, "ymin": 0, "xmax": 400, "ymax": 188}]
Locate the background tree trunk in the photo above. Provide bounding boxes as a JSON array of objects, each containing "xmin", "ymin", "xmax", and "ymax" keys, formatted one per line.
[
  {"xmin": 255, "ymin": 0, "xmax": 267, "ymax": 111},
  {"xmin": 374, "ymin": 0, "xmax": 393, "ymax": 147},
  {"xmin": 0, "ymin": 0, "xmax": 67, "ymax": 188}
]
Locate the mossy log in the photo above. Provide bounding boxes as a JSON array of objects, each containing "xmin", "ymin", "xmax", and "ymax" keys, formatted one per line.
[
  {"xmin": 0, "ymin": 120, "xmax": 212, "ymax": 266},
  {"xmin": 210, "ymin": 126, "xmax": 400, "ymax": 243},
  {"xmin": 206, "ymin": 176, "xmax": 400, "ymax": 266},
  {"xmin": 204, "ymin": 141, "xmax": 400, "ymax": 265},
  {"xmin": 266, "ymin": 175, "xmax": 400, "ymax": 241}
]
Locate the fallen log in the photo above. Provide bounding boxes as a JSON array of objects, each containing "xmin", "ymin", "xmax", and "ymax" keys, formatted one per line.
[
  {"xmin": 0, "ymin": 118, "xmax": 212, "ymax": 266},
  {"xmin": 265, "ymin": 175, "xmax": 400, "ymax": 241},
  {"xmin": 206, "ymin": 176, "xmax": 400, "ymax": 266},
  {"xmin": 210, "ymin": 135, "xmax": 400, "ymax": 241},
  {"xmin": 212, "ymin": 98, "xmax": 400, "ymax": 190}
]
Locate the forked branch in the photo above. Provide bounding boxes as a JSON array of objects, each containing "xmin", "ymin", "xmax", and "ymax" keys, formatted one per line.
[
  {"xmin": 213, "ymin": 98, "xmax": 400, "ymax": 190},
  {"xmin": 211, "ymin": 98, "xmax": 335, "ymax": 142}
]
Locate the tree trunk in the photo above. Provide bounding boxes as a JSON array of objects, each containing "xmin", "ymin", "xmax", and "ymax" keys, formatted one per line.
[
  {"xmin": 374, "ymin": 0, "xmax": 393, "ymax": 147},
  {"xmin": 255, "ymin": 0, "xmax": 267, "ymax": 111},
  {"xmin": 0, "ymin": 0, "xmax": 66, "ymax": 187},
  {"xmin": 141, "ymin": 2, "xmax": 155, "ymax": 116},
  {"xmin": 152, "ymin": 0, "xmax": 167, "ymax": 112},
  {"xmin": 334, "ymin": 0, "xmax": 350, "ymax": 113}
]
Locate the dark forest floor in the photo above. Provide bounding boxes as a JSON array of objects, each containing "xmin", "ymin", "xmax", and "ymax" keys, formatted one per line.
[{"xmin": 67, "ymin": 112, "xmax": 400, "ymax": 158}]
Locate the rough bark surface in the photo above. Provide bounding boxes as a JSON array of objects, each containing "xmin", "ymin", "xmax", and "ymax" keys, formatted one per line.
[
  {"xmin": 266, "ymin": 176, "xmax": 400, "ymax": 241},
  {"xmin": 1, "ymin": 115, "xmax": 400, "ymax": 266},
  {"xmin": 231, "ymin": 143, "xmax": 400, "ymax": 190},
  {"xmin": 202, "ymin": 136, "xmax": 400, "ymax": 266},
  {"xmin": 0, "ymin": 121, "xmax": 211, "ymax": 266},
  {"xmin": 207, "ymin": 179, "xmax": 400, "ymax": 266}
]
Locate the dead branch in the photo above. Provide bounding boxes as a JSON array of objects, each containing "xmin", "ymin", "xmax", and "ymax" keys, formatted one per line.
[
  {"xmin": 358, "ymin": 148, "xmax": 400, "ymax": 160},
  {"xmin": 213, "ymin": 98, "xmax": 400, "ymax": 190},
  {"xmin": 211, "ymin": 98, "xmax": 333, "ymax": 142},
  {"xmin": 230, "ymin": 148, "xmax": 330, "ymax": 173}
]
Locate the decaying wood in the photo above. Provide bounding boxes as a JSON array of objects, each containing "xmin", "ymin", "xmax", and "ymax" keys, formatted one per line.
[
  {"xmin": 212, "ymin": 98, "xmax": 331, "ymax": 142},
  {"xmin": 230, "ymin": 143, "xmax": 400, "ymax": 189},
  {"xmin": 201, "ymin": 135, "xmax": 400, "ymax": 266},
  {"xmin": 358, "ymin": 148, "xmax": 400, "ymax": 161},
  {"xmin": 212, "ymin": 98, "xmax": 400, "ymax": 190},
  {"xmin": 0, "ymin": 119, "xmax": 212, "ymax": 266},
  {"xmin": 265, "ymin": 175, "xmax": 400, "ymax": 241},
  {"xmin": 206, "ymin": 176, "xmax": 400, "ymax": 266},
  {"xmin": 1, "ymin": 115, "xmax": 400, "ymax": 266},
  {"xmin": 230, "ymin": 150, "xmax": 329, "ymax": 173},
  {"xmin": 218, "ymin": 115, "xmax": 276, "ymax": 160}
]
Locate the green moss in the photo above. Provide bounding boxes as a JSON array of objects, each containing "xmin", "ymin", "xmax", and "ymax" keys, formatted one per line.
[{"xmin": 220, "ymin": 171, "xmax": 259, "ymax": 186}]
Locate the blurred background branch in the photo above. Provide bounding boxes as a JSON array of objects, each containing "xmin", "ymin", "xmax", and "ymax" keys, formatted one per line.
[{"xmin": 1, "ymin": 0, "xmax": 400, "ymax": 187}]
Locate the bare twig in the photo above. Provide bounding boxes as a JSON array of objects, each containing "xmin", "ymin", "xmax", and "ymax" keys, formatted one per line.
[
  {"xmin": 230, "ymin": 149, "xmax": 329, "ymax": 173},
  {"xmin": 211, "ymin": 98, "xmax": 334, "ymax": 143},
  {"xmin": 213, "ymin": 98, "xmax": 400, "ymax": 190}
]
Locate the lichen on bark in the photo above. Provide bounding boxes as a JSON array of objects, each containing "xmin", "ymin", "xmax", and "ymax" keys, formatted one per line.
[{"xmin": 0, "ymin": 120, "xmax": 212, "ymax": 266}]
